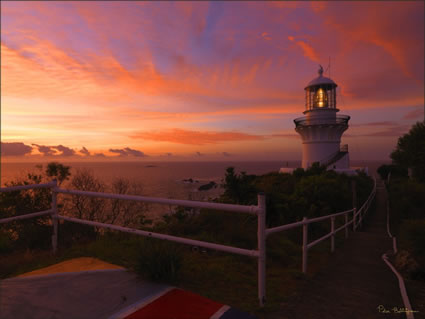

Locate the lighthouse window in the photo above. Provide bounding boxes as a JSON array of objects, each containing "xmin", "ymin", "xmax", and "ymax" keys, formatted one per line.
[{"xmin": 314, "ymin": 88, "xmax": 328, "ymax": 108}]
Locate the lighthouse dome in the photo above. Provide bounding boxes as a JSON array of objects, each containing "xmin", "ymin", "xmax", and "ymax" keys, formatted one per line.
[
  {"xmin": 304, "ymin": 65, "xmax": 337, "ymax": 89},
  {"xmin": 305, "ymin": 75, "xmax": 336, "ymax": 89}
]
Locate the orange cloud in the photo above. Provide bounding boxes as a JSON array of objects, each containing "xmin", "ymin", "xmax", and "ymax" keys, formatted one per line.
[
  {"xmin": 288, "ymin": 36, "xmax": 320, "ymax": 63},
  {"xmin": 261, "ymin": 32, "xmax": 272, "ymax": 41},
  {"xmin": 117, "ymin": 104, "xmax": 300, "ymax": 122},
  {"xmin": 268, "ymin": 2, "xmax": 299, "ymax": 9},
  {"xmin": 311, "ymin": 2, "xmax": 326, "ymax": 13},
  {"xmin": 131, "ymin": 128, "xmax": 265, "ymax": 145},
  {"xmin": 319, "ymin": 2, "xmax": 424, "ymax": 84}
]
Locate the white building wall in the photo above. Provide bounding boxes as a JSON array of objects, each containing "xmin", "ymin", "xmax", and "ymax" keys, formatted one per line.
[{"xmin": 301, "ymin": 142, "xmax": 340, "ymax": 168}]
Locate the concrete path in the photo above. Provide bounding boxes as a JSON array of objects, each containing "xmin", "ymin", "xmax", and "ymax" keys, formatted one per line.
[
  {"xmin": 266, "ymin": 181, "xmax": 408, "ymax": 319},
  {"xmin": 0, "ymin": 258, "xmax": 256, "ymax": 319}
]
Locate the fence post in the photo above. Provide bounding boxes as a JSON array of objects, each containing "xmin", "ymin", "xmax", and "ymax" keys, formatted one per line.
[
  {"xmin": 331, "ymin": 216, "xmax": 335, "ymax": 252},
  {"xmin": 257, "ymin": 193, "xmax": 266, "ymax": 307},
  {"xmin": 352, "ymin": 180, "xmax": 357, "ymax": 232},
  {"xmin": 51, "ymin": 180, "xmax": 58, "ymax": 254},
  {"xmin": 353, "ymin": 208, "xmax": 357, "ymax": 232},
  {"xmin": 302, "ymin": 217, "xmax": 308, "ymax": 273},
  {"xmin": 393, "ymin": 237, "xmax": 398, "ymax": 254},
  {"xmin": 345, "ymin": 212, "xmax": 349, "ymax": 238},
  {"xmin": 352, "ymin": 180, "xmax": 357, "ymax": 211}
]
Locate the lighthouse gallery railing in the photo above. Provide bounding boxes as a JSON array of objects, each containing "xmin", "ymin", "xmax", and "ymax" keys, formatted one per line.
[
  {"xmin": 294, "ymin": 114, "xmax": 350, "ymax": 128},
  {"xmin": 0, "ymin": 177, "xmax": 376, "ymax": 307}
]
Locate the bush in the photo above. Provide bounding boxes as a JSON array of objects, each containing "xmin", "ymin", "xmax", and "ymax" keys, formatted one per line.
[
  {"xmin": 397, "ymin": 219, "xmax": 425, "ymax": 280},
  {"xmin": 136, "ymin": 238, "xmax": 183, "ymax": 283},
  {"xmin": 377, "ymin": 164, "xmax": 408, "ymax": 180},
  {"xmin": 391, "ymin": 122, "xmax": 425, "ymax": 183},
  {"xmin": 220, "ymin": 165, "xmax": 372, "ymax": 228},
  {"xmin": 388, "ymin": 179, "xmax": 425, "ymax": 228},
  {"xmin": 0, "ymin": 231, "xmax": 13, "ymax": 254},
  {"xmin": 0, "ymin": 162, "xmax": 72, "ymax": 251}
]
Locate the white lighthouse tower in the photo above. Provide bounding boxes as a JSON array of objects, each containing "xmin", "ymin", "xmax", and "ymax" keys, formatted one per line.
[{"xmin": 281, "ymin": 66, "xmax": 358, "ymax": 174}]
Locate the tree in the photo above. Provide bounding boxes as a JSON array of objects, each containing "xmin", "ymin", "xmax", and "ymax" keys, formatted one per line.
[
  {"xmin": 0, "ymin": 162, "xmax": 71, "ymax": 250},
  {"xmin": 222, "ymin": 167, "xmax": 257, "ymax": 204},
  {"xmin": 45, "ymin": 162, "xmax": 71, "ymax": 185},
  {"xmin": 377, "ymin": 164, "xmax": 407, "ymax": 180},
  {"xmin": 64, "ymin": 169, "xmax": 147, "ymax": 227},
  {"xmin": 391, "ymin": 122, "xmax": 425, "ymax": 183}
]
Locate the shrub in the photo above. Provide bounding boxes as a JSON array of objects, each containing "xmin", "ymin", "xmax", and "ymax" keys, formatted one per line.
[
  {"xmin": 397, "ymin": 219, "xmax": 425, "ymax": 281},
  {"xmin": 0, "ymin": 231, "xmax": 13, "ymax": 254},
  {"xmin": 391, "ymin": 122, "xmax": 425, "ymax": 183},
  {"xmin": 388, "ymin": 179, "xmax": 425, "ymax": 232},
  {"xmin": 136, "ymin": 238, "xmax": 183, "ymax": 283},
  {"xmin": 377, "ymin": 164, "xmax": 407, "ymax": 180},
  {"xmin": 220, "ymin": 165, "xmax": 372, "ymax": 228}
]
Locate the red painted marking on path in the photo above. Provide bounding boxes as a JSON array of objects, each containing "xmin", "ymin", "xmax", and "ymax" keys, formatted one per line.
[{"xmin": 124, "ymin": 288, "xmax": 223, "ymax": 319}]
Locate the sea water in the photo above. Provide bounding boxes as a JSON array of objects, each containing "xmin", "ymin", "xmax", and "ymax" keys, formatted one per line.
[{"xmin": 0, "ymin": 160, "xmax": 384, "ymax": 218}]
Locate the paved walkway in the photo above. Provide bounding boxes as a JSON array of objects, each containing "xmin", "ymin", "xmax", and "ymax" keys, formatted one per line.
[
  {"xmin": 267, "ymin": 181, "xmax": 408, "ymax": 319},
  {"xmin": 0, "ymin": 258, "xmax": 256, "ymax": 319}
]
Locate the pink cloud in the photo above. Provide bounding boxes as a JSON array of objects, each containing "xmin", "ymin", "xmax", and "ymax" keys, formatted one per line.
[
  {"xmin": 30, "ymin": 144, "xmax": 76, "ymax": 156},
  {"xmin": 109, "ymin": 147, "xmax": 147, "ymax": 157},
  {"xmin": 131, "ymin": 128, "xmax": 265, "ymax": 145},
  {"xmin": 32, "ymin": 144, "xmax": 58, "ymax": 156},
  {"xmin": 55, "ymin": 145, "xmax": 75, "ymax": 156},
  {"xmin": 94, "ymin": 153, "xmax": 106, "ymax": 158},
  {"xmin": 403, "ymin": 108, "xmax": 424, "ymax": 120},
  {"xmin": 79, "ymin": 147, "xmax": 90, "ymax": 156},
  {"xmin": 1, "ymin": 142, "xmax": 33, "ymax": 156}
]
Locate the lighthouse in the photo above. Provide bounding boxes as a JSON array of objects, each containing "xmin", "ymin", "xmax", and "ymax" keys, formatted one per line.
[{"xmin": 281, "ymin": 66, "xmax": 360, "ymax": 175}]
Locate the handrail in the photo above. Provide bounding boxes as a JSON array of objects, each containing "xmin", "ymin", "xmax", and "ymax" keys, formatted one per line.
[
  {"xmin": 0, "ymin": 209, "xmax": 53, "ymax": 224},
  {"xmin": 320, "ymin": 149, "xmax": 341, "ymax": 167},
  {"xmin": 58, "ymin": 215, "xmax": 259, "ymax": 258},
  {"xmin": 266, "ymin": 208, "xmax": 354, "ymax": 236},
  {"xmin": 56, "ymin": 188, "xmax": 258, "ymax": 214},
  {"xmin": 0, "ymin": 182, "xmax": 56, "ymax": 192},
  {"xmin": 353, "ymin": 177, "xmax": 376, "ymax": 230}
]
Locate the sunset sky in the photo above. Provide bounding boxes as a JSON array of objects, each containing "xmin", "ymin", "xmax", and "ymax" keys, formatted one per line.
[{"xmin": 1, "ymin": 1, "xmax": 424, "ymax": 161}]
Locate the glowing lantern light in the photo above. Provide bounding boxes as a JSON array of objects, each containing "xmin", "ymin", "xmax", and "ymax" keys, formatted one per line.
[{"xmin": 314, "ymin": 87, "xmax": 328, "ymax": 108}]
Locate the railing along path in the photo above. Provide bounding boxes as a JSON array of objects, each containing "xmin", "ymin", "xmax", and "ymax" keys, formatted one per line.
[{"xmin": 0, "ymin": 177, "xmax": 376, "ymax": 307}]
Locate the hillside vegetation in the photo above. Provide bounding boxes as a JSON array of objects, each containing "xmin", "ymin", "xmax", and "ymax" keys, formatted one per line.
[
  {"xmin": 378, "ymin": 122, "xmax": 425, "ymax": 281},
  {"xmin": 0, "ymin": 162, "xmax": 373, "ymax": 315}
]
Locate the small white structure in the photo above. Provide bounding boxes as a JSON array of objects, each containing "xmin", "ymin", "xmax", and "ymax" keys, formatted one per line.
[{"xmin": 281, "ymin": 66, "xmax": 359, "ymax": 175}]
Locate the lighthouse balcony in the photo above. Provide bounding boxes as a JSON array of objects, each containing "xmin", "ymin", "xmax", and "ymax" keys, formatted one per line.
[{"xmin": 294, "ymin": 114, "xmax": 350, "ymax": 128}]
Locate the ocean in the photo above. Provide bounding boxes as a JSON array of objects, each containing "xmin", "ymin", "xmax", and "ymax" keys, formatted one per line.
[
  {"xmin": 1, "ymin": 161, "xmax": 292, "ymax": 195},
  {"xmin": 0, "ymin": 160, "xmax": 385, "ymax": 217}
]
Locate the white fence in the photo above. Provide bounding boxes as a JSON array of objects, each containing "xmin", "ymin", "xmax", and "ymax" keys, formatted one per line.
[
  {"xmin": 266, "ymin": 177, "xmax": 376, "ymax": 273},
  {"xmin": 0, "ymin": 177, "xmax": 376, "ymax": 307}
]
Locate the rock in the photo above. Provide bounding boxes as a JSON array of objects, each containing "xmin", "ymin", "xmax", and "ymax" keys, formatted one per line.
[
  {"xmin": 198, "ymin": 181, "xmax": 217, "ymax": 191},
  {"xmin": 182, "ymin": 178, "xmax": 199, "ymax": 183}
]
